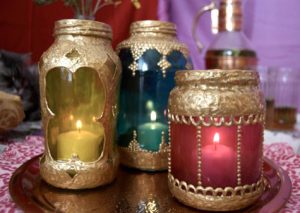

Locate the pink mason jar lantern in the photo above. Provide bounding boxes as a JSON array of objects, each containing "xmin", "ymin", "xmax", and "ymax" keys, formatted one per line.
[{"xmin": 167, "ymin": 70, "xmax": 265, "ymax": 211}]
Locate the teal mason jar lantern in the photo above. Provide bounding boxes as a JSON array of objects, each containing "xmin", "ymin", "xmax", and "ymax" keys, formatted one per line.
[{"xmin": 116, "ymin": 20, "xmax": 192, "ymax": 171}]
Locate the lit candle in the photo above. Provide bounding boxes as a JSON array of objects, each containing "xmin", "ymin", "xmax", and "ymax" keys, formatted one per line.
[
  {"xmin": 57, "ymin": 120, "xmax": 104, "ymax": 162},
  {"xmin": 137, "ymin": 111, "xmax": 168, "ymax": 151},
  {"xmin": 202, "ymin": 132, "xmax": 236, "ymax": 188},
  {"xmin": 213, "ymin": 132, "xmax": 219, "ymax": 150}
]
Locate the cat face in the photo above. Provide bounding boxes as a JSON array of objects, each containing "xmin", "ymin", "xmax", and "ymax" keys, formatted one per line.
[{"xmin": 0, "ymin": 50, "xmax": 40, "ymax": 120}]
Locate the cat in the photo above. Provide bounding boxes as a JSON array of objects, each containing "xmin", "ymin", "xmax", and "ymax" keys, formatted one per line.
[{"xmin": 0, "ymin": 50, "xmax": 40, "ymax": 121}]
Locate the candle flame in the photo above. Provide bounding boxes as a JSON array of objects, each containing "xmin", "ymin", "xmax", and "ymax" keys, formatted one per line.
[
  {"xmin": 213, "ymin": 132, "xmax": 220, "ymax": 144},
  {"xmin": 76, "ymin": 120, "xmax": 82, "ymax": 132},
  {"xmin": 150, "ymin": 111, "xmax": 157, "ymax": 122},
  {"xmin": 141, "ymin": 63, "xmax": 148, "ymax": 71}
]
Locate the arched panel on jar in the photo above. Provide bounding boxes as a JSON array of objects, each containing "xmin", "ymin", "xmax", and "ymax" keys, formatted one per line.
[
  {"xmin": 98, "ymin": 53, "xmax": 120, "ymax": 153},
  {"xmin": 45, "ymin": 67, "xmax": 106, "ymax": 162}
]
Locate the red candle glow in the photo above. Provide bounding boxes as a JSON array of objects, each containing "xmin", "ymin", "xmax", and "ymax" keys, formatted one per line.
[
  {"xmin": 202, "ymin": 131, "xmax": 236, "ymax": 188},
  {"xmin": 170, "ymin": 118, "xmax": 262, "ymax": 188}
]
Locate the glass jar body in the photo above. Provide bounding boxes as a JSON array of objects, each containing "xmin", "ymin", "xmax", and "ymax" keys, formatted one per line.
[
  {"xmin": 117, "ymin": 20, "xmax": 192, "ymax": 171},
  {"xmin": 168, "ymin": 69, "xmax": 265, "ymax": 211},
  {"xmin": 39, "ymin": 19, "xmax": 121, "ymax": 189}
]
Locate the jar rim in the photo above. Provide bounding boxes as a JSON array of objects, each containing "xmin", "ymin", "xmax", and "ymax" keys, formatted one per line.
[
  {"xmin": 175, "ymin": 69, "xmax": 259, "ymax": 86},
  {"xmin": 130, "ymin": 20, "xmax": 176, "ymax": 35},
  {"xmin": 54, "ymin": 19, "xmax": 112, "ymax": 40}
]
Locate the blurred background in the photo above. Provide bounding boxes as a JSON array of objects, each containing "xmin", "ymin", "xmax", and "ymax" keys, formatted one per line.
[
  {"xmin": 1, "ymin": 0, "xmax": 300, "ymax": 67},
  {"xmin": 0, "ymin": 0, "xmax": 300, "ymax": 128}
]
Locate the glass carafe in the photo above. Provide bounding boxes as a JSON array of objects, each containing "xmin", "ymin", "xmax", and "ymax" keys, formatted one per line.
[{"xmin": 193, "ymin": 0, "xmax": 257, "ymax": 69}]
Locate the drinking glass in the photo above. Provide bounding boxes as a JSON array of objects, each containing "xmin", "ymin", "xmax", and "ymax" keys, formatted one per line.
[
  {"xmin": 269, "ymin": 67, "xmax": 300, "ymax": 130},
  {"xmin": 257, "ymin": 66, "xmax": 274, "ymax": 129}
]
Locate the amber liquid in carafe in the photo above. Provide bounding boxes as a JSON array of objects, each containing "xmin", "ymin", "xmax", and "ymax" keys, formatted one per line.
[{"xmin": 205, "ymin": 49, "xmax": 257, "ymax": 70}]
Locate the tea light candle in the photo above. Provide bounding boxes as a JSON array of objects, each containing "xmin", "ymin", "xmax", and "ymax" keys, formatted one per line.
[
  {"xmin": 57, "ymin": 120, "xmax": 104, "ymax": 162},
  {"xmin": 137, "ymin": 111, "xmax": 168, "ymax": 151},
  {"xmin": 202, "ymin": 132, "xmax": 236, "ymax": 187}
]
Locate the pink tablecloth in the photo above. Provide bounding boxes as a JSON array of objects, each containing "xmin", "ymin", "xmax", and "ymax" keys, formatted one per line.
[{"xmin": 0, "ymin": 136, "xmax": 299, "ymax": 212}]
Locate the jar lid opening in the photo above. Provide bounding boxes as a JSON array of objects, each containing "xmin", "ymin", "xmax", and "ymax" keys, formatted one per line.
[
  {"xmin": 54, "ymin": 19, "xmax": 112, "ymax": 40},
  {"xmin": 130, "ymin": 20, "xmax": 176, "ymax": 36},
  {"xmin": 175, "ymin": 69, "xmax": 259, "ymax": 86}
]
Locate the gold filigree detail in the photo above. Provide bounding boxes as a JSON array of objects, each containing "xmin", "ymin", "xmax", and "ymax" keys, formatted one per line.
[
  {"xmin": 168, "ymin": 121, "xmax": 172, "ymax": 173},
  {"xmin": 128, "ymin": 61, "xmax": 138, "ymax": 77},
  {"xmin": 123, "ymin": 130, "xmax": 168, "ymax": 154},
  {"xmin": 168, "ymin": 113, "xmax": 264, "ymax": 127},
  {"xmin": 168, "ymin": 70, "xmax": 264, "ymax": 116},
  {"xmin": 196, "ymin": 125, "xmax": 202, "ymax": 186},
  {"xmin": 168, "ymin": 174, "xmax": 265, "ymax": 211},
  {"xmin": 157, "ymin": 56, "xmax": 171, "ymax": 78},
  {"xmin": 237, "ymin": 125, "xmax": 242, "ymax": 185},
  {"xmin": 116, "ymin": 20, "xmax": 191, "ymax": 77},
  {"xmin": 119, "ymin": 148, "xmax": 168, "ymax": 171},
  {"xmin": 159, "ymin": 131, "xmax": 168, "ymax": 152},
  {"xmin": 40, "ymin": 154, "xmax": 119, "ymax": 189},
  {"xmin": 127, "ymin": 130, "xmax": 140, "ymax": 151},
  {"xmin": 119, "ymin": 130, "xmax": 169, "ymax": 171}
]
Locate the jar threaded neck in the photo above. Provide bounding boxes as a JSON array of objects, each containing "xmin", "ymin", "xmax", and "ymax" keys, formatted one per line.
[
  {"xmin": 54, "ymin": 19, "xmax": 112, "ymax": 40},
  {"xmin": 175, "ymin": 69, "xmax": 259, "ymax": 86},
  {"xmin": 130, "ymin": 20, "xmax": 176, "ymax": 36}
]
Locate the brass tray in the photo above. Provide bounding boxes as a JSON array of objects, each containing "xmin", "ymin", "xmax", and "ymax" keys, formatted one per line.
[{"xmin": 9, "ymin": 156, "xmax": 291, "ymax": 212}]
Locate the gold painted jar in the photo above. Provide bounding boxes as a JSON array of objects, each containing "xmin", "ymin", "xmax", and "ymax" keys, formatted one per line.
[
  {"xmin": 168, "ymin": 70, "xmax": 265, "ymax": 211},
  {"xmin": 116, "ymin": 20, "xmax": 192, "ymax": 171},
  {"xmin": 39, "ymin": 19, "xmax": 121, "ymax": 189}
]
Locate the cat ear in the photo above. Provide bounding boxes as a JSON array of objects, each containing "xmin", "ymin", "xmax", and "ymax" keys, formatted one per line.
[{"xmin": 21, "ymin": 53, "xmax": 32, "ymax": 65}]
